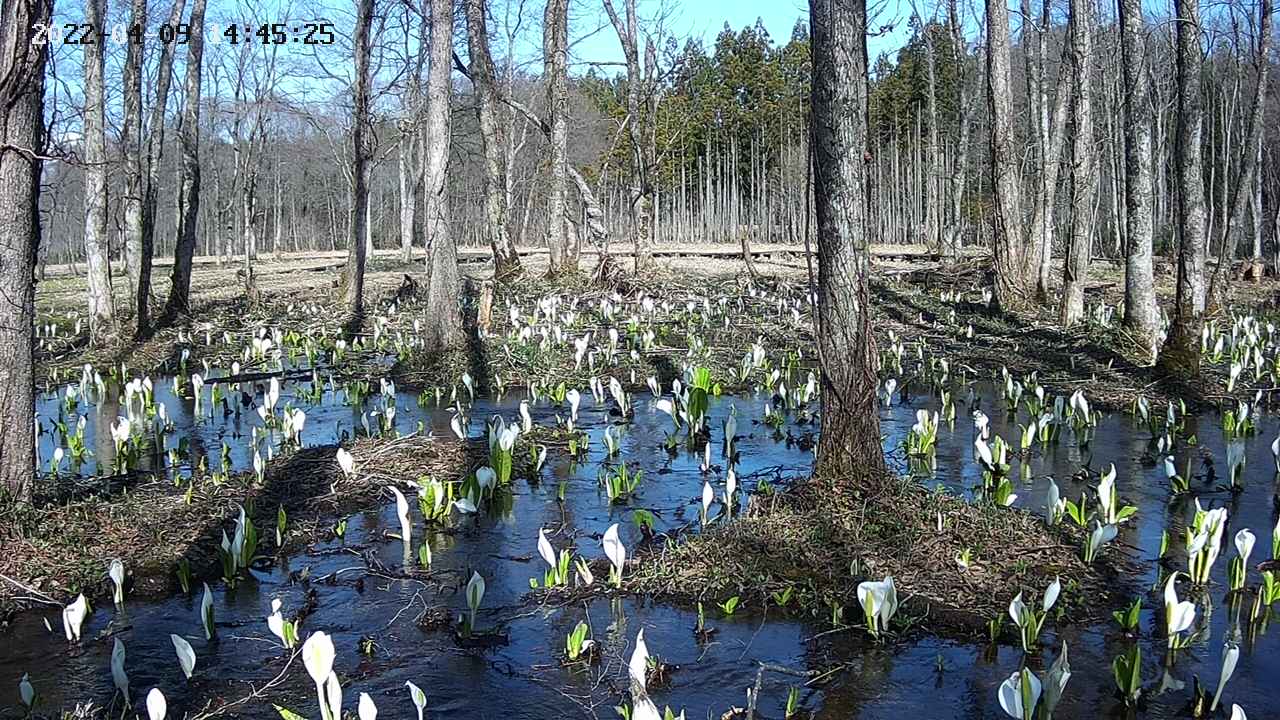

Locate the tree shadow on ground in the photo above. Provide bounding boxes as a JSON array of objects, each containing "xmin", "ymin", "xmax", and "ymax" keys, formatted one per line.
[{"xmin": 871, "ymin": 282, "xmax": 1210, "ymax": 409}]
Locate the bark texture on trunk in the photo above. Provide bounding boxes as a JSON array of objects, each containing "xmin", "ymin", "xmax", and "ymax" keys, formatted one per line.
[
  {"xmin": 164, "ymin": 0, "xmax": 209, "ymax": 321},
  {"xmin": 83, "ymin": 0, "xmax": 115, "ymax": 337},
  {"xmin": 543, "ymin": 0, "xmax": 572, "ymax": 275},
  {"xmin": 122, "ymin": 0, "xmax": 146, "ymax": 331},
  {"xmin": 984, "ymin": 0, "xmax": 1032, "ymax": 310},
  {"xmin": 465, "ymin": 0, "xmax": 521, "ymax": 279},
  {"xmin": 137, "ymin": 0, "xmax": 187, "ymax": 336},
  {"xmin": 1158, "ymin": 0, "xmax": 1208, "ymax": 376},
  {"xmin": 1118, "ymin": 0, "xmax": 1159, "ymax": 358},
  {"xmin": 1206, "ymin": 0, "xmax": 1271, "ymax": 307},
  {"xmin": 1059, "ymin": 0, "xmax": 1096, "ymax": 326},
  {"xmin": 343, "ymin": 0, "xmax": 374, "ymax": 317},
  {"xmin": 422, "ymin": 0, "xmax": 465, "ymax": 351},
  {"xmin": 0, "ymin": 0, "xmax": 51, "ymax": 500},
  {"xmin": 809, "ymin": 0, "xmax": 886, "ymax": 480},
  {"xmin": 604, "ymin": 0, "xmax": 657, "ymax": 272}
]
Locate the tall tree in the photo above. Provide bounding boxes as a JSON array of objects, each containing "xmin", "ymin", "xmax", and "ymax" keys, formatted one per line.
[
  {"xmin": 984, "ymin": 0, "xmax": 1032, "ymax": 310},
  {"xmin": 465, "ymin": 0, "xmax": 521, "ymax": 279},
  {"xmin": 1117, "ymin": 0, "xmax": 1158, "ymax": 357},
  {"xmin": 810, "ymin": 0, "xmax": 885, "ymax": 479},
  {"xmin": 121, "ymin": 0, "xmax": 146, "ymax": 331},
  {"xmin": 421, "ymin": 0, "xmax": 465, "ymax": 350},
  {"xmin": 163, "ymin": 0, "xmax": 209, "ymax": 321},
  {"xmin": 1059, "ymin": 0, "xmax": 1096, "ymax": 325},
  {"xmin": 1207, "ymin": 0, "xmax": 1271, "ymax": 306},
  {"xmin": 134, "ymin": 0, "xmax": 187, "ymax": 337},
  {"xmin": 343, "ymin": 0, "xmax": 375, "ymax": 317},
  {"xmin": 0, "ymin": 0, "xmax": 52, "ymax": 499},
  {"xmin": 603, "ymin": 0, "xmax": 658, "ymax": 271},
  {"xmin": 83, "ymin": 0, "xmax": 115, "ymax": 337},
  {"xmin": 544, "ymin": 0, "xmax": 573, "ymax": 274},
  {"xmin": 1158, "ymin": 0, "xmax": 1208, "ymax": 375}
]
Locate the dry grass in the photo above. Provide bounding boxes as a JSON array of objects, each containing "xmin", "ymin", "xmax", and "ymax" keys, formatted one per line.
[
  {"xmin": 0, "ymin": 434, "xmax": 478, "ymax": 618},
  {"xmin": 630, "ymin": 473, "xmax": 1128, "ymax": 639}
]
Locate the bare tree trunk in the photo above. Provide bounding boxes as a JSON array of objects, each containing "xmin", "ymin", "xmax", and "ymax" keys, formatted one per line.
[
  {"xmin": 398, "ymin": 132, "xmax": 417, "ymax": 263},
  {"xmin": 985, "ymin": 0, "xmax": 1032, "ymax": 310},
  {"xmin": 810, "ymin": 0, "xmax": 885, "ymax": 480},
  {"xmin": 1207, "ymin": 0, "xmax": 1271, "ymax": 306},
  {"xmin": 0, "ymin": 0, "xmax": 51, "ymax": 500},
  {"xmin": 83, "ymin": 0, "xmax": 115, "ymax": 338},
  {"xmin": 465, "ymin": 0, "xmax": 521, "ymax": 279},
  {"xmin": 422, "ymin": 0, "xmax": 465, "ymax": 350},
  {"xmin": 343, "ymin": 0, "xmax": 374, "ymax": 317},
  {"xmin": 603, "ymin": 0, "xmax": 657, "ymax": 272},
  {"xmin": 1059, "ymin": 0, "xmax": 1096, "ymax": 325},
  {"xmin": 122, "ymin": 0, "xmax": 146, "ymax": 332},
  {"xmin": 543, "ymin": 0, "xmax": 572, "ymax": 275},
  {"xmin": 1158, "ymin": 0, "xmax": 1208, "ymax": 375},
  {"xmin": 1118, "ymin": 0, "xmax": 1159, "ymax": 358},
  {"xmin": 136, "ymin": 0, "xmax": 186, "ymax": 336},
  {"xmin": 164, "ymin": 0, "xmax": 209, "ymax": 322}
]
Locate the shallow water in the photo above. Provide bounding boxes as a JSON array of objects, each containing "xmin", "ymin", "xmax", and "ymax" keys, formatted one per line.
[{"xmin": 4, "ymin": 373, "xmax": 1279, "ymax": 719}]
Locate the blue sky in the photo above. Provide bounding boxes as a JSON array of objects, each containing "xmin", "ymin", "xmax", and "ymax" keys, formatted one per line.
[{"xmin": 571, "ymin": 0, "xmax": 917, "ymax": 70}]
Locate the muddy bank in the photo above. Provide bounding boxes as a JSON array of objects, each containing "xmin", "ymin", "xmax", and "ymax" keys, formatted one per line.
[{"xmin": 0, "ymin": 435, "xmax": 488, "ymax": 619}]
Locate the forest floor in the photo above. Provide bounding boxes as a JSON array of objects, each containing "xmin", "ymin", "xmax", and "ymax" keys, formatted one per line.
[{"xmin": 12, "ymin": 244, "xmax": 1273, "ymax": 625}]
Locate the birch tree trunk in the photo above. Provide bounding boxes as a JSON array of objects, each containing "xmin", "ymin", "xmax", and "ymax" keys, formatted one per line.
[
  {"xmin": 1059, "ymin": 0, "xmax": 1096, "ymax": 326},
  {"xmin": 342, "ymin": 0, "xmax": 374, "ymax": 317},
  {"xmin": 465, "ymin": 0, "xmax": 521, "ymax": 279},
  {"xmin": 985, "ymin": 0, "xmax": 1032, "ymax": 310},
  {"xmin": 809, "ymin": 0, "xmax": 886, "ymax": 480},
  {"xmin": 0, "ymin": 0, "xmax": 51, "ymax": 500},
  {"xmin": 122, "ymin": 0, "xmax": 146, "ymax": 331},
  {"xmin": 164, "ymin": 0, "xmax": 209, "ymax": 321},
  {"xmin": 543, "ymin": 0, "xmax": 572, "ymax": 275},
  {"xmin": 1118, "ymin": 0, "xmax": 1159, "ymax": 358},
  {"xmin": 1158, "ymin": 0, "xmax": 1208, "ymax": 375},
  {"xmin": 83, "ymin": 0, "xmax": 115, "ymax": 338},
  {"xmin": 422, "ymin": 0, "xmax": 465, "ymax": 350}
]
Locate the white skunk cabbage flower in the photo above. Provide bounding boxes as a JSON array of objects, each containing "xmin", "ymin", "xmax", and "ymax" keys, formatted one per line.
[
  {"xmin": 389, "ymin": 486, "xmax": 412, "ymax": 545},
  {"xmin": 856, "ymin": 577, "xmax": 899, "ymax": 634},
  {"xmin": 519, "ymin": 401, "xmax": 533, "ymax": 433},
  {"xmin": 466, "ymin": 571, "xmax": 486, "ymax": 630},
  {"xmin": 146, "ymin": 688, "xmax": 166, "ymax": 720},
  {"xmin": 111, "ymin": 638, "xmax": 129, "ymax": 701},
  {"xmin": 701, "ymin": 481, "xmax": 714, "ymax": 522},
  {"xmin": 1164, "ymin": 573, "xmax": 1196, "ymax": 636},
  {"xmin": 199, "ymin": 583, "xmax": 215, "ymax": 639},
  {"xmin": 1235, "ymin": 528, "xmax": 1256, "ymax": 568},
  {"xmin": 628, "ymin": 628, "xmax": 649, "ymax": 692},
  {"xmin": 603, "ymin": 524, "xmax": 627, "ymax": 583},
  {"xmin": 358, "ymin": 692, "xmax": 378, "ymax": 720},
  {"xmin": 19, "ymin": 674, "xmax": 34, "ymax": 709},
  {"xmin": 267, "ymin": 598, "xmax": 289, "ymax": 646},
  {"xmin": 109, "ymin": 559, "xmax": 126, "ymax": 605},
  {"xmin": 537, "ymin": 529, "xmax": 557, "ymax": 570},
  {"xmin": 566, "ymin": 389, "xmax": 581, "ymax": 422},
  {"xmin": 1040, "ymin": 641, "xmax": 1071, "ymax": 717},
  {"xmin": 302, "ymin": 632, "xmax": 338, "ymax": 720},
  {"xmin": 998, "ymin": 668, "xmax": 1041, "ymax": 720},
  {"xmin": 336, "ymin": 448, "xmax": 355, "ymax": 479},
  {"xmin": 450, "ymin": 414, "xmax": 466, "ymax": 439},
  {"xmin": 405, "ymin": 681, "xmax": 428, "ymax": 720},
  {"xmin": 1231, "ymin": 705, "xmax": 1247, "ymax": 720},
  {"xmin": 62, "ymin": 594, "xmax": 87, "ymax": 642},
  {"xmin": 170, "ymin": 634, "xmax": 196, "ymax": 679},
  {"xmin": 324, "ymin": 672, "xmax": 342, "ymax": 720},
  {"xmin": 1211, "ymin": 642, "xmax": 1240, "ymax": 712}
]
